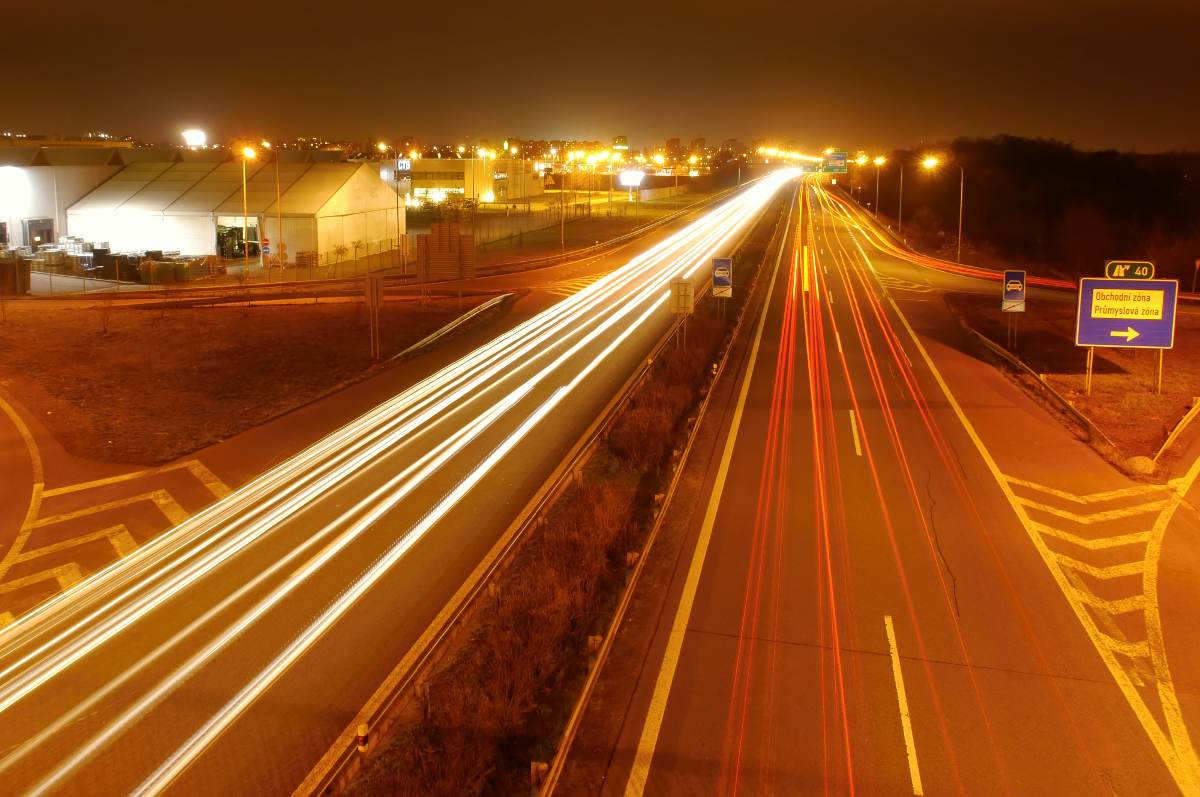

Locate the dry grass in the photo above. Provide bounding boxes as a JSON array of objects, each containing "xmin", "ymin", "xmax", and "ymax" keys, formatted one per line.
[
  {"xmin": 0, "ymin": 297, "xmax": 485, "ymax": 465},
  {"xmin": 947, "ymin": 293, "xmax": 1200, "ymax": 458}
]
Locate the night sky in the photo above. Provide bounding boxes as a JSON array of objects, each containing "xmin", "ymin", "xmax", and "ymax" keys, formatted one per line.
[{"xmin": 12, "ymin": 0, "xmax": 1198, "ymax": 152}]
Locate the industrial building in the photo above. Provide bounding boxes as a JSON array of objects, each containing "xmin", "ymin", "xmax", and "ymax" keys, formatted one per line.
[
  {"xmin": 399, "ymin": 158, "xmax": 543, "ymax": 204},
  {"xmin": 0, "ymin": 146, "xmax": 126, "ymax": 250},
  {"xmin": 66, "ymin": 150, "xmax": 403, "ymax": 263}
]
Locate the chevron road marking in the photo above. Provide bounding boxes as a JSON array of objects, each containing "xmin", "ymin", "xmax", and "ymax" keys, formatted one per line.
[{"xmin": 0, "ymin": 459, "xmax": 233, "ymax": 620}]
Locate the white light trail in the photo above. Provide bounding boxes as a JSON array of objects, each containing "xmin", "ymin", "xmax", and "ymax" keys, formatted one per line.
[{"xmin": 0, "ymin": 171, "xmax": 798, "ymax": 793}]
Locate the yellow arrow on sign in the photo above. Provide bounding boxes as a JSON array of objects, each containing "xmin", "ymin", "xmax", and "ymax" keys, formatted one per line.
[{"xmin": 1109, "ymin": 326, "xmax": 1140, "ymax": 342}]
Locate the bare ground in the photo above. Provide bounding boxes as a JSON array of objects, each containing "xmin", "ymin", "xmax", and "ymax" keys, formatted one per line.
[{"xmin": 0, "ymin": 296, "xmax": 487, "ymax": 465}]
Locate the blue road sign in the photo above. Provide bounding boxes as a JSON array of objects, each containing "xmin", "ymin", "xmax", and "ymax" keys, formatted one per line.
[
  {"xmin": 1002, "ymin": 269, "xmax": 1026, "ymax": 312},
  {"xmin": 713, "ymin": 257, "xmax": 733, "ymax": 298},
  {"xmin": 1075, "ymin": 277, "xmax": 1178, "ymax": 349},
  {"xmin": 822, "ymin": 152, "xmax": 848, "ymax": 174}
]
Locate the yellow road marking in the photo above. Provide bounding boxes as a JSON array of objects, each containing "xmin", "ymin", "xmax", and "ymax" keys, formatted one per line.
[
  {"xmin": 1016, "ymin": 496, "xmax": 1169, "ymax": 525},
  {"xmin": 32, "ymin": 490, "xmax": 188, "ymax": 529},
  {"xmin": 624, "ymin": 188, "xmax": 792, "ymax": 796},
  {"xmin": 0, "ymin": 388, "xmax": 44, "ymax": 485},
  {"xmin": 883, "ymin": 288, "xmax": 1200, "ymax": 794},
  {"xmin": 0, "ymin": 611, "xmax": 12, "ymax": 627},
  {"xmin": 183, "ymin": 460, "xmax": 232, "ymax": 499},
  {"xmin": 41, "ymin": 458, "xmax": 231, "ymax": 500},
  {"xmin": 1054, "ymin": 554, "xmax": 1143, "ymax": 581},
  {"xmin": 13, "ymin": 524, "xmax": 136, "ymax": 562},
  {"xmin": 1097, "ymin": 632, "xmax": 1152, "ymax": 660},
  {"xmin": 885, "ymin": 615, "xmax": 924, "ymax": 795},
  {"xmin": 0, "ymin": 563, "xmax": 83, "ymax": 595},
  {"xmin": 41, "ymin": 468, "xmax": 158, "ymax": 497},
  {"xmin": 848, "ymin": 409, "xmax": 863, "ymax": 457},
  {"xmin": 1072, "ymin": 585, "xmax": 1148, "ymax": 615},
  {"xmin": 1031, "ymin": 522, "xmax": 1151, "ymax": 551},
  {"xmin": 1007, "ymin": 476, "xmax": 1168, "ymax": 505}
]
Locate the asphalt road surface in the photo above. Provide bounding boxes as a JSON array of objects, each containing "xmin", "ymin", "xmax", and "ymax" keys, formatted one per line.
[
  {"xmin": 0, "ymin": 172, "xmax": 794, "ymax": 796},
  {"xmin": 598, "ymin": 178, "xmax": 1200, "ymax": 796}
]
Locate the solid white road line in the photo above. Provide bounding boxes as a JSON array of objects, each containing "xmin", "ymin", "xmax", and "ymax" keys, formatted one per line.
[{"xmin": 884, "ymin": 614, "xmax": 925, "ymax": 795}]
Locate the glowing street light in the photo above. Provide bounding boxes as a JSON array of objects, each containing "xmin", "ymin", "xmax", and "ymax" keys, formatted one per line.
[
  {"xmin": 872, "ymin": 155, "xmax": 886, "ymax": 218},
  {"xmin": 854, "ymin": 154, "xmax": 869, "ymax": 166},
  {"xmin": 919, "ymin": 154, "xmax": 966, "ymax": 262}
]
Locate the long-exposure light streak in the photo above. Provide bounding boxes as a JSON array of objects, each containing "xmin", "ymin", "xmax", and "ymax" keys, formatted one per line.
[
  {"xmin": 0, "ymin": 177, "xmax": 788, "ymax": 714},
  {"xmin": 134, "ymin": 285, "xmax": 684, "ymax": 794},
  {"xmin": 0, "ymin": 167, "xmax": 798, "ymax": 793}
]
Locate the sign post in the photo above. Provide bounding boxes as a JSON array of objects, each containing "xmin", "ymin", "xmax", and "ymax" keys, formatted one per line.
[
  {"xmin": 670, "ymin": 277, "xmax": 694, "ymax": 349},
  {"xmin": 1002, "ymin": 269, "xmax": 1026, "ymax": 349},
  {"xmin": 1075, "ymin": 273, "xmax": 1177, "ymax": 395},
  {"xmin": 365, "ymin": 275, "xmax": 383, "ymax": 359}
]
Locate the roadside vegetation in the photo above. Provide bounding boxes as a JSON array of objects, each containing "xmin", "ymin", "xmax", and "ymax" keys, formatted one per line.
[
  {"xmin": 856, "ymin": 135, "xmax": 1200, "ymax": 282},
  {"xmin": 346, "ymin": 191, "xmax": 786, "ymax": 796}
]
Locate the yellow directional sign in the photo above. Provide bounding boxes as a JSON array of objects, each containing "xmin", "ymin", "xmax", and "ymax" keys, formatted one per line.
[{"xmin": 1091, "ymin": 287, "xmax": 1164, "ymax": 320}]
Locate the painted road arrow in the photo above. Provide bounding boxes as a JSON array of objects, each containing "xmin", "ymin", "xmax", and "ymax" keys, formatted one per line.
[{"xmin": 1109, "ymin": 326, "xmax": 1140, "ymax": 342}]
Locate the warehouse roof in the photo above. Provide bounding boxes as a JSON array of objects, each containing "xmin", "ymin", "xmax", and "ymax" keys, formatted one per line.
[{"xmin": 68, "ymin": 160, "xmax": 371, "ymax": 217}]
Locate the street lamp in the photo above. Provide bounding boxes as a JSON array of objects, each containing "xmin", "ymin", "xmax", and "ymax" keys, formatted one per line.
[
  {"xmin": 240, "ymin": 146, "xmax": 256, "ymax": 279},
  {"xmin": 872, "ymin": 156, "xmax": 886, "ymax": 219},
  {"xmin": 921, "ymin": 154, "xmax": 966, "ymax": 263},
  {"xmin": 261, "ymin": 140, "xmax": 283, "ymax": 280}
]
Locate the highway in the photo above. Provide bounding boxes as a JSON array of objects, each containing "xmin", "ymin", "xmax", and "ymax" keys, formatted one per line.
[
  {"xmin": 574, "ymin": 177, "xmax": 1200, "ymax": 795},
  {"xmin": 0, "ymin": 171, "xmax": 794, "ymax": 795}
]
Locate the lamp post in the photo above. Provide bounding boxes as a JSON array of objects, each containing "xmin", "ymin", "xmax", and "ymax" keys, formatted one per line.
[
  {"xmin": 872, "ymin": 156, "xmax": 886, "ymax": 219},
  {"xmin": 921, "ymin": 155, "xmax": 966, "ymax": 263},
  {"xmin": 378, "ymin": 142, "xmax": 403, "ymax": 270},
  {"xmin": 261, "ymin": 140, "xmax": 281, "ymax": 280},
  {"xmin": 240, "ymin": 146, "xmax": 256, "ymax": 280}
]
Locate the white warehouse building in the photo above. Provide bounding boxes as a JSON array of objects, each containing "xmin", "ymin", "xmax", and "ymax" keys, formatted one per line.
[
  {"xmin": 0, "ymin": 146, "xmax": 126, "ymax": 250},
  {"xmin": 67, "ymin": 150, "xmax": 403, "ymax": 262}
]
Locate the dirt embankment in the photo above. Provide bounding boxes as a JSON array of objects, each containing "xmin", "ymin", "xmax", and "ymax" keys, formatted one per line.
[{"xmin": 0, "ymin": 297, "xmax": 485, "ymax": 465}]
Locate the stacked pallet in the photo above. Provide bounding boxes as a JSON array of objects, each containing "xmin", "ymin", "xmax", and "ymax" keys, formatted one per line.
[{"xmin": 415, "ymin": 223, "xmax": 476, "ymax": 282}]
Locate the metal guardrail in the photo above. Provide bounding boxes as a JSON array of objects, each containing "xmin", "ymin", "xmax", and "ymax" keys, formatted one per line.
[
  {"xmin": 958, "ymin": 320, "xmax": 1119, "ymax": 451},
  {"xmin": 294, "ymin": 178, "xmax": 785, "ymax": 797},
  {"xmin": 387, "ymin": 293, "xmax": 513, "ymax": 363},
  {"xmin": 1155, "ymin": 399, "xmax": 1200, "ymax": 463}
]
